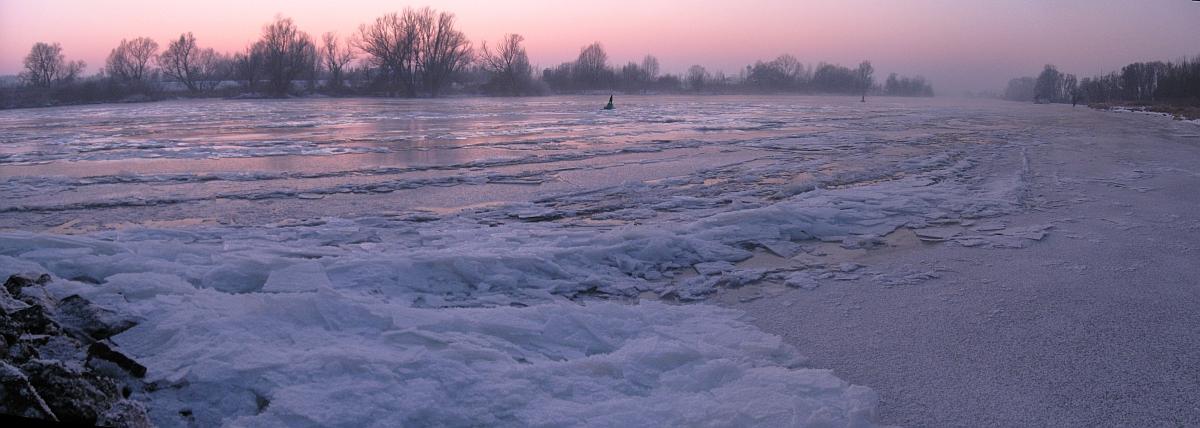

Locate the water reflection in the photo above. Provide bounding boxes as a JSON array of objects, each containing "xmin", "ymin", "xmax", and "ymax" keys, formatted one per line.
[{"xmin": 0, "ymin": 94, "xmax": 910, "ymax": 180}]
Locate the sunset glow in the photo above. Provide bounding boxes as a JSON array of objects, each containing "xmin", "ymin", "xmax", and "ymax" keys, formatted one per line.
[
  {"xmin": 5, "ymin": 1, "xmax": 1200, "ymax": 426},
  {"xmin": 2, "ymin": 0, "xmax": 1198, "ymax": 92}
]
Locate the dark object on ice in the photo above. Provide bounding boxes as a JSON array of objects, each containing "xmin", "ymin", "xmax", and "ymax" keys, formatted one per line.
[
  {"xmin": 603, "ymin": 95, "xmax": 614, "ymax": 110},
  {"xmin": 21, "ymin": 358, "xmax": 120, "ymax": 423},
  {"xmin": 88, "ymin": 342, "xmax": 147, "ymax": 378},
  {"xmin": 0, "ymin": 274, "xmax": 150, "ymax": 427},
  {"xmin": 56, "ymin": 295, "xmax": 138, "ymax": 341},
  {"xmin": 4, "ymin": 273, "xmax": 51, "ymax": 296},
  {"xmin": 0, "ymin": 361, "xmax": 58, "ymax": 421},
  {"xmin": 98, "ymin": 400, "xmax": 151, "ymax": 428}
]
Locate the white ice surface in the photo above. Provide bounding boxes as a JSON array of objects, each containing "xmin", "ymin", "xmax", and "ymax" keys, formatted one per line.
[
  {"xmin": 6, "ymin": 242, "xmax": 879, "ymax": 426},
  {"xmin": 0, "ymin": 97, "xmax": 1048, "ymax": 426},
  {"xmin": 0, "ymin": 130, "xmax": 1033, "ymax": 425}
]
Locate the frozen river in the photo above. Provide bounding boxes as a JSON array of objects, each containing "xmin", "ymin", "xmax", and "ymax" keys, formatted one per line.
[
  {"xmin": 3, "ymin": 96, "xmax": 1199, "ymax": 426},
  {"xmin": 2, "ymin": 95, "xmax": 1019, "ymax": 231}
]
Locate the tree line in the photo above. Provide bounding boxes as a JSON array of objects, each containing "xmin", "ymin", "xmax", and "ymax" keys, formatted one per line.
[
  {"xmin": 1003, "ymin": 55, "xmax": 1200, "ymax": 106},
  {"xmin": 2, "ymin": 7, "xmax": 936, "ymax": 108}
]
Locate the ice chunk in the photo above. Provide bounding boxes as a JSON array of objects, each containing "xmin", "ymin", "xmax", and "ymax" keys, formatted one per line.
[
  {"xmin": 102, "ymin": 272, "xmax": 197, "ymax": 300},
  {"xmin": 972, "ymin": 222, "xmax": 1007, "ymax": 232},
  {"xmin": 761, "ymin": 240, "xmax": 804, "ymax": 258},
  {"xmin": 201, "ymin": 257, "xmax": 271, "ymax": 294},
  {"xmin": 0, "ymin": 255, "xmax": 48, "ymax": 281},
  {"xmin": 262, "ymin": 261, "xmax": 332, "ymax": 293},
  {"xmin": 784, "ymin": 272, "xmax": 821, "ymax": 290},
  {"xmin": 914, "ymin": 226, "xmax": 961, "ymax": 242},
  {"xmin": 694, "ymin": 261, "xmax": 735, "ymax": 276}
]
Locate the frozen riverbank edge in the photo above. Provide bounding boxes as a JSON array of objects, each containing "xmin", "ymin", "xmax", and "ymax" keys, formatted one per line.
[
  {"xmin": 3, "ymin": 98, "xmax": 1196, "ymax": 426},
  {"xmin": 0, "ymin": 130, "xmax": 1028, "ymax": 426},
  {"xmin": 718, "ymin": 107, "xmax": 1200, "ymax": 426}
]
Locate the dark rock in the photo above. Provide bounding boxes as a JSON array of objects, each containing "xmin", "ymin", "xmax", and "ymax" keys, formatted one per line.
[
  {"xmin": 6, "ymin": 335, "xmax": 48, "ymax": 363},
  {"xmin": 21, "ymin": 359, "xmax": 119, "ymax": 424},
  {"xmin": 0, "ymin": 286, "xmax": 31, "ymax": 315},
  {"xmin": 55, "ymin": 295, "xmax": 138, "ymax": 342},
  {"xmin": 0, "ymin": 360, "xmax": 58, "ymax": 422},
  {"xmin": 3, "ymin": 274, "xmax": 57, "ymax": 311},
  {"xmin": 87, "ymin": 342, "xmax": 147, "ymax": 378},
  {"xmin": 97, "ymin": 400, "xmax": 152, "ymax": 428},
  {"xmin": 69, "ymin": 275, "xmax": 102, "ymax": 285},
  {"xmin": 3, "ymin": 274, "xmax": 51, "ymax": 297},
  {"xmin": 3, "ymin": 304, "xmax": 62, "ymax": 338},
  {"xmin": 1, "ymin": 274, "xmax": 150, "ymax": 426}
]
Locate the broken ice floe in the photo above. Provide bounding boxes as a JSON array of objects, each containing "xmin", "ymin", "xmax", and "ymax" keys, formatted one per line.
[{"xmin": 912, "ymin": 223, "xmax": 1052, "ymax": 248}]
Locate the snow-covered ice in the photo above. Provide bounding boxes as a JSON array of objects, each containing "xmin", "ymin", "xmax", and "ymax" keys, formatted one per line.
[
  {"xmin": 0, "ymin": 231, "xmax": 879, "ymax": 427},
  {"xmin": 0, "ymin": 95, "xmax": 1097, "ymax": 426}
]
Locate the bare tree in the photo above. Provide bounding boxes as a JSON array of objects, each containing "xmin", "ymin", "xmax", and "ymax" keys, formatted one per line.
[
  {"xmin": 356, "ymin": 10, "xmax": 420, "ymax": 96},
  {"xmin": 621, "ymin": 62, "xmax": 644, "ymax": 91},
  {"xmin": 1034, "ymin": 64, "xmax": 1065, "ymax": 103},
  {"xmin": 641, "ymin": 55, "xmax": 660, "ymax": 81},
  {"xmin": 159, "ymin": 33, "xmax": 229, "ymax": 93},
  {"xmin": 772, "ymin": 54, "xmax": 806, "ymax": 85},
  {"xmin": 20, "ymin": 43, "xmax": 62, "ymax": 88},
  {"xmin": 159, "ymin": 33, "xmax": 203, "ymax": 92},
  {"xmin": 106, "ymin": 37, "xmax": 158, "ymax": 83},
  {"xmin": 253, "ymin": 16, "xmax": 317, "ymax": 97},
  {"xmin": 64, "ymin": 60, "xmax": 86, "ymax": 84},
  {"xmin": 619, "ymin": 55, "xmax": 660, "ymax": 92},
  {"xmin": 574, "ymin": 42, "xmax": 610, "ymax": 88},
  {"xmin": 415, "ymin": 8, "xmax": 472, "ymax": 97},
  {"xmin": 857, "ymin": 60, "xmax": 874, "ymax": 102},
  {"xmin": 196, "ymin": 49, "xmax": 230, "ymax": 92},
  {"xmin": 233, "ymin": 47, "xmax": 264, "ymax": 91},
  {"xmin": 480, "ymin": 34, "xmax": 533, "ymax": 96},
  {"xmin": 20, "ymin": 42, "xmax": 85, "ymax": 88},
  {"xmin": 1063, "ymin": 73, "xmax": 1078, "ymax": 105},
  {"xmin": 686, "ymin": 65, "xmax": 709, "ymax": 91},
  {"xmin": 321, "ymin": 32, "xmax": 355, "ymax": 90}
]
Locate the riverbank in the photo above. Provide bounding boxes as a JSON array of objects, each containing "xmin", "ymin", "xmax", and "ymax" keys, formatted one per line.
[
  {"xmin": 719, "ymin": 104, "xmax": 1200, "ymax": 426},
  {"xmin": 2, "ymin": 96, "xmax": 1196, "ymax": 425},
  {"xmin": 1089, "ymin": 102, "xmax": 1200, "ymax": 121}
]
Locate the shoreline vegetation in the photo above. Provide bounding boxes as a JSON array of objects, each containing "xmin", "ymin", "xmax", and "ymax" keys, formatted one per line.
[
  {"xmin": 1003, "ymin": 56, "xmax": 1200, "ymax": 120},
  {"xmin": 1, "ymin": 7, "xmax": 934, "ymax": 111}
]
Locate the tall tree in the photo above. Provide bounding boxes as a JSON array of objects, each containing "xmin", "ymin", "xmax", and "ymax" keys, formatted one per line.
[
  {"xmin": 253, "ymin": 16, "xmax": 317, "ymax": 97},
  {"xmin": 1035, "ymin": 64, "xmax": 1063, "ymax": 103},
  {"xmin": 686, "ymin": 65, "xmax": 709, "ymax": 91},
  {"xmin": 573, "ymin": 42, "xmax": 610, "ymax": 89},
  {"xmin": 106, "ymin": 37, "xmax": 159, "ymax": 83},
  {"xmin": 356, "ymin": 10, "xmax": 420, "ymax": 96},
  {"xmin": 415, "ymin": 8, "xmax": 472, "ymax": 97},
  {"xmin": 20, "ymin": 42, "xmax": 85, "ymax": 88},
  {"xmin": 641, "ymin": 55, "xmax": 660, "ymax": 81},
  {"xmin": 159, "ymin": 33, "xmax": 203, "ymax": 92},
  {"xmin": 857, "ymin": 60, "xmax": 874, "ymax": 102},
  {"xmin": 233, "ymin": 47, "xmax": 264, "ymax": 91},
  {"xmin": 320, "ymin": 32, "xmax": 355, "ymax": 90},
  {"xmin": 479, "ymin": 34, "xmax": 533, "ymax": 96}
]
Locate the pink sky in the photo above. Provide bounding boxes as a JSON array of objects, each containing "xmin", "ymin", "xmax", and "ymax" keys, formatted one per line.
[{"xmin": 2, "ymin": 0, "xmax": 1198, "ymax": 93}]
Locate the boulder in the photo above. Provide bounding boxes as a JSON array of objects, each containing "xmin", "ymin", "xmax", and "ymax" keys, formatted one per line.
[
  {"xmin": 20, "ymin": 358, "xmax": 119, "ymax": 424},
  {"xmin": 88, "ymin": 342, "xmax": 147, "ymax": 378},
  {"xmin": 55, "ymin": 295, "xmax": 138, "ymax": 342},
  {"xmin": 0, "ymin": 274, "xmax": 150, "ymax": 426},
  {"xmin": 0, "ymin": 360, "xmax": 58, "ymax": 421},
  {"xmin": 98, "ymin": 400, "xmax": 153, "ymax": 428}
]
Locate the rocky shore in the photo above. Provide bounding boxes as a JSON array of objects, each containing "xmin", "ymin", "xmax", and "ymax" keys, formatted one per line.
[{"xmin": 1, "ymin": 273, "xmax": 150, "ymax": 426}]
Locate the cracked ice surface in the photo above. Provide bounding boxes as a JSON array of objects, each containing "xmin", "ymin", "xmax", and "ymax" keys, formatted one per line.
[{"xmin": 0, "ymin": 96, "xmax": 1047, "ymax": 426}]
